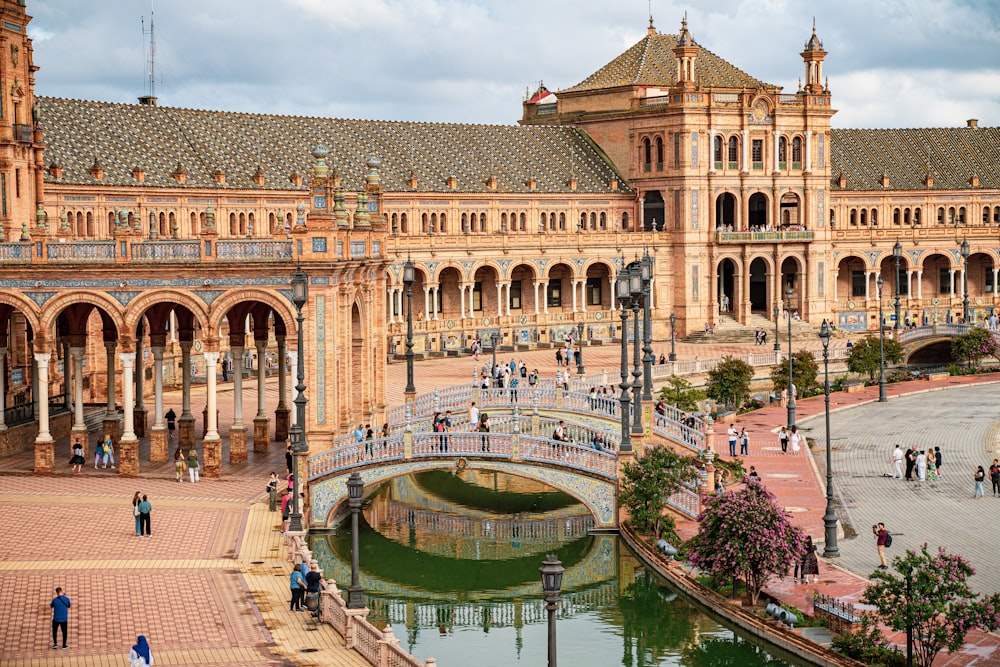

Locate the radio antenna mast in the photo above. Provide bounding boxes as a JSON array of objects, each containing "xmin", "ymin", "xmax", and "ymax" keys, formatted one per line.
[{"xmin": 139, "ymin": 2, "xmax": 158, "ymax": 105}]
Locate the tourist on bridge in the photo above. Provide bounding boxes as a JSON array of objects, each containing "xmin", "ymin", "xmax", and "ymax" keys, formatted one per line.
[
  {"xmin": 478, "ymin": 413, "xmax": 490, "ymax": 452},
  {"xmin": 468, "ymin": 402, "xmax": 479, "ymax": 430},
  {"xmin": 267, "ymin": 473, "xmax": 279, "ymax": 511},
  {"xmin": 289, "ymin": 565, "xmax": 306, "ymax": 612}
]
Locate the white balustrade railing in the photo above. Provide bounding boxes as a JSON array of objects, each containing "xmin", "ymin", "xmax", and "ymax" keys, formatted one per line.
[
  {"xmin": 0, "ymin": 242, "xmax": 32, "ymax": 262},
  {"xmin": 216, "ymin": 239, "xmax": 293, "ymax": 260},
  {"xmin": 666, "ymin": 485, "xmax": 702, "ymax": 519},
  {"xmin": 132, "ymin": 239, "xmax": 201, "ymax": 261},
  {"xmin": 47, "ymin": 240, "xmax": 116, "ymax": 262},
  {"xmin": 520, "ymin": 437, "xmax": 618, "ymax": 478}
]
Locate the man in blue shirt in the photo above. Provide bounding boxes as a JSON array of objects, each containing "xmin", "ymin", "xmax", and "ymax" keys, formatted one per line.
[{"xmin": 50, "ymin": 587, "xmax": 70, "ymax": 649}]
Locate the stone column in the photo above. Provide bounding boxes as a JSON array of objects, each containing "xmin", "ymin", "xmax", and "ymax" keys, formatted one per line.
[
  {"xmin": 804, "ymin": 131, "xmax": 813, "ymax": 174},
  {"xmin": 865, "ymin": 271, "xmax": 872, "ymax": 301},
  {"xmin": 580, "ymin": 280, "xmax": 588, "ymax": 313},
  {"xmin": 274, "ymin": 335, "xmax": 289, "ymax": 442},
  {"xmin": 149, "ymin": 343, "xmax": 168, "ymax": 461},
  {"xmin": 134, "ymin": 332, "xmax": 147, "ymax": 438},
  {"xmin": 741, "ymin": 129, "xmax": 749, "ymax": 172},
  {"xmin": 542, "ymin": 281, "xmax": 549, "ymax": 314},
  {"xmin": 230, "ymin": 344, "xmax": 247, "ymax": 463},
  {"xmin": 459, "ymin": 285, "xmax": 466, "ymax": 320},
  {"xmin": 202, "ymin": 350, "xmax": 222, "ymax": 477},
  {"xmin": 916, "ymin": 270, "xmax": 923, "ymax": 300},
  {"xmin": 253, "ymin": 339, "xmax": 270, "ymax": 453},
  {"xmin": 61, "ymin": 340, "xmax": 72, "ymax": 414},
  {"xmin": 388, "ymin": 288, "xmax": 396, "ymax": 325},
  {"xmin": 571, "ymin": 280, "xmax": 579, "ymax": 313},
  {"xmin": 102, "ymin": 342, "xmax": 119, "ymax": 443},
  {"xmin": 432, "ymin": 286, "xmax": 440, "ymax": 320},
  {"xmin": 177, "ymin": 341, "xmax": 195, "ymax": 448},
  {"xmin": 950, "ymin": 269, "xmax": 956, "ymax": 298},
  {"xmin": 423, "ymin": 287, "xmax": 431, "ymax": 321},
  {"xmin": 772, "ymin": 130, "xmax": 780, "ymax": 173},
  {"xmin": 118, "ymin": 351, "xmax": 139, "ymax": 476},
  {"xmin": 69, "ymin": 346, "xmax": 87, "ymax": 450},
  {"xmin": 32, "ymin": 352, "xmax": 54, "ymax": 473},
  {"xmin": 533, "ymin": 281, "xmax": 541, "ymax": 315}
]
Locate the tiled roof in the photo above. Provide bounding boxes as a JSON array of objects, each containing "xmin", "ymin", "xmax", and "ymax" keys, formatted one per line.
[
  {"xmin": 831, "ymin": 127, "xmax": 1000, "ymax": 191},
  {"xmin": 37, "ymin": 97, "xmax": 630, "ymax": 194},
  {"xmin": 562, "ymin": 30, "xmax": 773, "ymax": 93}
]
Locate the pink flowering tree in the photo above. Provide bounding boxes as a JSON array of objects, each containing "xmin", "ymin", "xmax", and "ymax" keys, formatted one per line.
[
  {"xmin": 620, "ymin": 445, "xmax": 699, "ymax": 541},
  {"xmin": 951, "ymin": 327, "xmax": 1000, "ymax": 367},
  {"xmin": 862, "ymin": 544, "xmax": 1000, "ymax": 667},
  {"xmin": 686, "ymin": 479, "xmax": 805, "ymax": 606}
]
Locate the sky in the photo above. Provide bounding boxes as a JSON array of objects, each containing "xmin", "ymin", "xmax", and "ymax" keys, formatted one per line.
[{"xmin": 26, "ymin": 0, "xmax": 1000, "ymax": 129}]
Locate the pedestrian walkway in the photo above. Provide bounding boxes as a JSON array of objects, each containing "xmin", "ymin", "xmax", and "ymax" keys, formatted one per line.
[{"xmin": 714, "ymin": 372, "xmax": 1000, "ymax": 665}]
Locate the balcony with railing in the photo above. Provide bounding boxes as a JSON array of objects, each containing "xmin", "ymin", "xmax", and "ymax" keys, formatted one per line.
[
  {"xmin": 12, "ymin": 123, "xmax": 32, "ymax": 143},
  {"xmin": 47, "ymin": 240, "xmax": 116, "ymax": 262},
  {"xmin": 716, "ymin": 230, "xmax": 814, "ymax": 244},
  {"xmin": 0, "ymin": 242, "xmax": 32, "ymax": 262},
  {"xmin": 132, "ymin": 240, "xmax": 201, "ymax": 262},
  {"xmin": 215, "ymin": 240, "xmax": 293, "ymax": 261}
]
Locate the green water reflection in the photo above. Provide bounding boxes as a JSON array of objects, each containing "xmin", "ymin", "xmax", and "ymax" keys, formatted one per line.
[{"xmin": 310, "ymin": 471, "xmax": 799, "ymax": 666}]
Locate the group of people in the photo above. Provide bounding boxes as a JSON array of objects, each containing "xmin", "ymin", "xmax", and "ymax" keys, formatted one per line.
[
  {"xmin": 973, "ymin": 459, "xmax": 1000, "ymax": 498},
  {"xmin": 752, "ymin": 328, "xmax": 769, "ymax": 346},
  {"xmin": 172, "ymin": 447, "xmax": 201, "ymax": 483},
  {"xmin": 131, "ymin": 491, "xmax": 153, "ymax": 537},
  {"xmin": 68, "ymin": 433, "xmax": 117, "ymax": 474},
  {"xmin": 353, "ymin": 422, "xmax": 391, "ymax": 457},
  {"xmin": 890, "ymin": 444, "xmax": 942, "ymax": 481}
]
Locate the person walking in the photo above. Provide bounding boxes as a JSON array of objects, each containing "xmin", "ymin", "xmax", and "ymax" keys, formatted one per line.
[
  {"xmin": 128, "ymin": 635, "xmax": 154, "ymax": 666},
  {"xmin": 94, "ymin": 438, "xmax": 105, "ymax": 469},
  {"xmin": 50, "ymin": 586, "xmax": 71, "ymax": 649},
  {"xmin": 916, "ymin": 449, "xmax": 927, "ymax": 481},
  {"xmin": 778, "ymin": 426, "xmax": 789, "ymax": 454},
  {"xmin": 285, "ymin": 440, "xmax": 294, "ymax": 475},
  {"xmin": 186, "ymin": 449, "xmax": 200, "ymax": 483},
  {"xmin": 727, "ymin": 424, "xmax": 738, "ymax": 457},
  {"xmin": 990, "ymin": 460, "xmax": 1000, "ymax": 497},
  {"xmin": 173, "ymin": 448, "xmax": 186, "ymax": 483},
  {"xmin": 789, "ymin": 426, "xmax": 802, "ymax": 453},
  {"xmin": 795, "ymin": 536, "xmax": 819, "ymax": 583},
  {"xmin": 739, "ymin": 427, "xmax": 750, "ymax": 456},
  {"xmin": 974, "ymin": 466, "xmax": 986, "ymax": 499},
  {"xmin": 478, "ymin": 412, "xmax": 490, "ymax": 452},
  {"xmin": 904, "ymin": 445, "xmax": 917, "ymax": 481},
  {"xmin": 935, "ymin": 446, "xmax": 943, "ymax": 478},
  {"xmin": 874, "ymin": 523, "xmax": 889, "ymax": 569},
  {"xmin": 165, "ymin": 407, "xmax": 176, "ymax": 442},
  {"xmin": 289, "ymin": 566, "xmax": 306, "ymax": 612},
  {"xmin": 137, "ymin": 495, "xmax": 152, "ymax": 537},
  {"xmin": 892, "ymin": 445, "xmax": 904, "ymax": 478},
  {"xmin": 101, "ymin": 433, "xmax": 115, "ymax": 469},
  {"xmin": 69, "ymin": 443, "xmax": 85, "ymax": 475},
  {"xmin": 267, "ymin": 472, "xmax": 279, "ymax": 511},
  {"xmin": 131, "ymin": 491, "xmax": 143, "ymax": 536}
]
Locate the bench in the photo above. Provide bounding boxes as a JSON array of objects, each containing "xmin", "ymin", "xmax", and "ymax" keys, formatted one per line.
[{"xmin": 926, "ymin": 371, "xmax": 950, "ymax": 381}]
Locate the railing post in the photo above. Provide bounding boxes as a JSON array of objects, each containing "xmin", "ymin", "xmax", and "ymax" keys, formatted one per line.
[
  {"xmin": 511, "ymin": 405, "xmax": 521, "ymax": 461},
  {"xmin": 378, "ymin": 624, "xmax": 400, "ymax": 667},
  {"xmin": 531, "ymin": 391, "xmax": 541, "ymax": 435},
  {"xmin": 404, "ymin": 429, "xmax": 413, "ymax": 460},
  {"xmin": 555, "ymin": 386, "xmax": 564, "ymax": 408}
]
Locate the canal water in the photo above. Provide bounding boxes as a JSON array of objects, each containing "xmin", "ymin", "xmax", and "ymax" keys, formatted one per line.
[{"xmin": 310, "ymin": 470, "xmax": 800, "ymax": 666}]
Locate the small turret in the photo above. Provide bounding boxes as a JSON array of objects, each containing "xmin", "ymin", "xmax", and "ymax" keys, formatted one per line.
[
  {"xmin": 800, "ymin": 20, "xmax": 828, "ymax": 95},
  {"xmin": 672, "ymin": 13, "xmax": 698, "ymax": 90}
]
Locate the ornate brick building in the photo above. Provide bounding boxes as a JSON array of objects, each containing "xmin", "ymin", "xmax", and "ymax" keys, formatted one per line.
[{"xmin": 0, "ymin": 2, "xmax": 998, "ymax": 472}]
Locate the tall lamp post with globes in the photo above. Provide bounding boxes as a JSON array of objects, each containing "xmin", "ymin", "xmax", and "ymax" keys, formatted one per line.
[
  {"xmin": 630, "ymin": 264, "xmax": 644, "ymax": 437},
  {"xmin": 640, "ymin": 254, "xmax": 654, "ymax": 402},
  {"xmin": 785, "ymin": 285, "xmax": 796, "ymax": 428},
  {"xmin": 772, "ymin": 301, "xmax": 781, "ymax": 352},
  {"xmin": 877, "ymin": 274, "xmax": 887, "ymax": 402},
  {"xmin": 576, "ymin": 321, "xmax": 585, "ymax": 375},
  {"xmin": 961, "ymin": 239, "xmax": 971, "ymax": 323},
  {"xmin": 540, "ymin": 554, "xmax": 565, "ymax": 667},
  {"xmin": 893, "ymin": 240, "xmax": 903, "ymax": 330},
  {"xmin": 287, "ymin": 264, "xmax": 308, "ymax": 533},
  {"xmin": 668, "ymin": 312, "xmax": 677, "ymax": 362},
  {"xmin": 403, "ymin": 256, "xmax": 416, "ymax": 402},
  {"xmin": 346, "ymin": 471, "xmax": 366, "ymax": 609},
  {"xmin": 616, "ymin": 269, "xmax": 633, "ymax": 453},
  {"xmin": 818, "ymin": 320, "xmax": 840, "ymax": 557}
]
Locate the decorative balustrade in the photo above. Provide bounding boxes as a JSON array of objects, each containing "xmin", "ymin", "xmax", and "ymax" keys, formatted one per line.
[
  {"xmin": 132, "ymin": 240, "xmax": 201, "ymax": 262},
  {"xmin": 712, "ymin": 93, "xmax": 740, "ymax": 104},
  {"xmin": 896, "ymin": 323, "xmax": 973, "ymax": 343},
  {"xmin": 3, "ymin": 402, "xmax": 34, "ymax": 427},
  {"xmin": 308, "ymin": 434, "xmax": 405, "ymax": 479},
  {"xmin": 666, "ymin": 484, "xmax": 702, "ymax": 519},
  {"xmin": 0, "ymin": 242, "xmax": 32, "ymax": 262},
  {"xmin": 47, "ymin": 240, "xmax": 116, "ymax": 262},
  {"xmin": 716, "ymin": 231, "xmax": 814, "ymax": 243},
  {"xmin": 12, "ymin": 123, "xmax": 32, "ymax": 143},
  {"xmin": 778, "ymin": 94, "xmax": 804, "ymax": 106},
  {"xmin": 215, "ymin": 239, "xmax": 293, "ymax": 261},
  {"xmin": 520, "ymin": 437, "xmax": 618, "ymax": 478}
]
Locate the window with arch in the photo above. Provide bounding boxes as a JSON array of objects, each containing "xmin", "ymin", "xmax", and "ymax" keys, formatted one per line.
[
  {"xmin": 958, "ymin": 207, "xmax": 965, "ymax": 225},
  {"xmin": 913, "ymin": 208, "xmax": 921, "ymax": 225},
  {"xmin": 850, "ymin": 208, "xmax": 857, "ymax": 226},
  {"xmin": 893, "ymin": 208, "xmax": 900, "ymax": 225},
  {"xmin": 870, "ymin": 209, "xmax": 877, "ymax": 226},
  {"xmin": 440, "ymin": 213, "xmax": 447, "ymax": 233},
  {"xmin": 229, "ymin": 212, "xmax": 237, "ymax": 235},
  {"xmin": 73, "ymin": 211, "xmax": 83, "ymax": 236},
  {"xmin": 995, "ymin": 208, "xmax": 1000, "ymax": 225},
  {"xmin": 947, "ymin": 207, "xmax": 956, "ymax": 225},
  {"xmin": 655, "ymin": 136, "xmax": 664, "ymax": 169},
  {"xmin": 937, "ymin": 207, "xmax": 944, "ymax": 224},
  {"xmin": 713, "ymin": 136, "xmax": 723, "ymax": 167},
  {"xmin": 778, "ymin": 136, "xmax": 788, "ymax": 168},
  {"xmin": 559, "ymin": 212, "xmax": 565, "ymax": 230},
  {"xmin": 860, "ymin": 210, "xmax": 867, "ymax": 225},
  {"xmin": 461, "ymin": 212, "xmax": 468, "ymax": 233},
  {"xmin": 903, "ymin": 208, "xmax": 911, "ymax": 225},
  {"xmin": 421, "ymin": 213, "xmax": 428, "ymax": 233},
  {"xmin": 169, "ymin": 212, "xmax": 177, "ymax": 235},
  {"xmin": 579, "ymin": 212, "xmax": 586, "ymax": 231},
  {"xmin": 479, "ymin": 212, "xmax": 486, "ymax": 232},
  {"xmin": 642, "ymin": 137, "xmax": 652, "ymax": 171},
  {"xmin": 622, "ymin": 212, "xmax": 629, "ymax": 230},
  {"xmin": 589, "ymin": 212, "xmax": 597, "ymax": 230},
  {"xmin": 86, "ymin": 212, "xmax": 94, "ymax": 236},
  {"xmin": 108, "ymin": 211, "xmax": 116, "ymax": 234},
  {"xmin": 501, "ymin": 212, "xmax": 508, "ymax": 232},
  {"xmin": 519, "ymin": 212, "xmax": 526, "ymax": 231},
  {"xmin": 599, "ymin": 212, "xmax": 606, "ymax": 229},
  {"xmin": 400, "ymin": 212, "xmax": 408, "ymax": 234},
  {"xmin": 549, "ymin": 212, "xmax": 556, "ymax": 230},
  {"xmin": 791, "ymin": 137, "xmax": 802, "ymax": 167},
  {"xmin": 984, "ymin": 206, "xmax": 991, "ymax": 225},
  {"xmin": 727, "ymin": 136, "xmax": 738, "ymax": 168},
  {"xmin": 268, "ymin": 212, "xmax": 276, "ymax": 232},
  {"xmin": 430, "ymin": 213, "xmax": 438, "ymax": 234},
  {"xmin": 537, "ymin": 212, "xmax": 545, "ymax": 232},
  {"xmin": 191, "ymin": 212, "xmax": 199, "ymax": 236},
  {"xmin": 829, "ymin": 209, "xmax": 835, "ymax": 227}
]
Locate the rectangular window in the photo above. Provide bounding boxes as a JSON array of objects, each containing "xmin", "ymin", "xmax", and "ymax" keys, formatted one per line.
[
  {"xmin": 509, "ymin": 280, "xmax": 522, "ymax": 310},
  {"xmin": 751, "ymin": 139, "xmax": 763, "ymax": 168},
  {"xmin": 851, "ymin": 270, "xmax": 867, "ymax": 298},
  {"xmin": 586, "ymin": 277, "xmax": 602, "ymax": 306},
  {"xmin": 473, "ymin": 282, "xmax": 483, "ymax": 311},
  {"xmin": 673, "ymin": 132, "xmax": 681, "ymax": 167},
  {"xmin": 547, "ymin": 281, "xmax": 562, "ymax": 307},
  {"xmin": 14, "ymin": 168, "xmax": 20, "ymax": 198},
  {"xmin": 939, "ymin": 268, "xmax": 952, "ymax": 295},
  {"xmin": 0, "ymin": 173, "xmax": 5, "ymax": 216}
]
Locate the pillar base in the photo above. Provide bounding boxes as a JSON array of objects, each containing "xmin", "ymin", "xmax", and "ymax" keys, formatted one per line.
[
  {"xmin": 274, "ymin": 408, "xmax": 290, "ymax": 443},
  {"xmin": 201, "ymin": 406, "xmax": 219, "ymax": 438},
  {"xmin": 178, "ymin": 415, "xmax": 195, "ymax": 448},
  {"xmin": 150, "ymin": 427, "xmax": 169, "ymax": 462},
  {"xmin": 230, "ymin": 426, "xmax": 247, "ymax": 464},
  {"xmin": 253, "ymin": 417, "xmax": 270, "ymax": 453},
  {"xmin": 102, "ymin": 416, "xmax": 120, "ymax": 445},
  {"xmin": 133, "ymin": 407, "xmax": 147, "ymax": 438},
  {"xmin": 202, "ymin": 437, "xmax": 222, "ymax": 478},
  {"xmin": 33, "ymin": 438, "xmax": 55, "ymax": 474},
  {"xmin": 70, "ymin": 427, "xmax": 88, "ymax": 452},
  {"xmin": 118, "ymin": 437, "xmax": 139, "ymax": 476}
]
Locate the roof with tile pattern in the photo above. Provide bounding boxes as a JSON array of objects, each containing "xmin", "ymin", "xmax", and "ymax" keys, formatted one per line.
[
  {"xmin": 831, "ymin": 127, "xmax": 1000, "ymax": 191},
  {"xmin": 37, "ymin": 97, "xmax": 630, "ymax": 194},
  {"xmin": 562, "ymin": 29, "xmax": 774, "ymax": 94}
]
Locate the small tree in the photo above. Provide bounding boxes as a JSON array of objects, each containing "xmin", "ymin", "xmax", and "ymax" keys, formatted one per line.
[
  {"xmin": 687, "ymin": 480, "xmax": 805, "ymax": 606},
  {"xmin": 847, "ymin": 335, "xmax": 904, "ymax": 382},
  {"xmin": 862, "ymin": 544, "xmax": 1000, "ymax": 667},
  {"xmin": 770, "ymin": 350, "xmax": 820, "ymax": 395},
  {"xmin": 621, "ymin": 445, "xmax": 699, "ymax": 541},
  {"xmin": 658, "ymin": 375, "xmax": 705, "ymax": 413},
  {"xmin": 706, "ymin": 356, "xmax": 754, "ymax": 409},
  {"xmin": 951, "ymin": 327, "xmax": 999, "ymax": 367}
]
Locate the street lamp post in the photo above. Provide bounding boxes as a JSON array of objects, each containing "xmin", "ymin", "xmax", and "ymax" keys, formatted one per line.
[
  {"xmin": 893, "ymin": 241, "xmax": 903, "ymax": 330},
  {"xmin": 403, "ymin": 257, "xmax": 416, "ymax": 401},
  {"xmin": 905, "ymin": 565, "xmax": 914, "ymax": 667},
  {"xmin": 630, "ymin": 265, "xmax": 644, "ymax": 437},
  {"xmin": 616, "ymin": 270, "xmax": 632, "ymax": 453},
  {"xmin": 877, "ymin": 275, "xmax": 887, "ymax": 402},
  {"xmin": 640, "ymin": 254, "xmax": 654, "ymax": 402},
  {"xmin": 668, "ymin": 312, "xmax": 677, "ymax": 362},
  {"xmin": 491, "ymin": 331, "xmax": 500, "ymax": 373},
  {"xmin": 961, "ymin": 239, "xmax": 971, "ymax": 323},
  {"xmin": 819, "ymin": 320, "xmax": 840, "ymax": 557},
  {"xmin": 576, "ymin": 321, "xmax": 585, "ymax": 375},
  {"xmin": 288, "ymin": 264, "xmax": 308, "ymax": 533},
  {"xmin": 346, "ymin": 471, "xmax": 365, "ymax": 609},
  {"xmin": 785, "ymin": 285, "xmax": 796, "ymax": 428},
  {"xmin": 540, "ymin": 554, "xmax": 565, "ymax": 667},
  {"xmin": 773, "ymin": 302, "xmax": 781, "ymax": 351}
]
